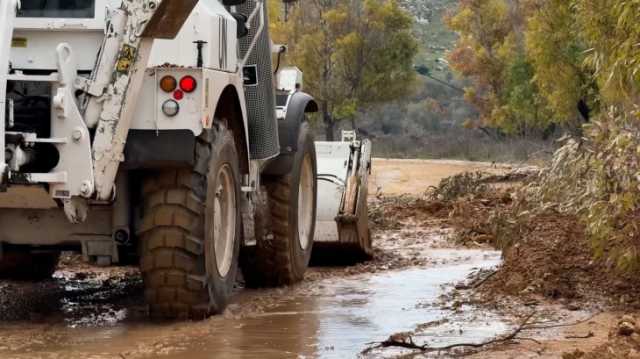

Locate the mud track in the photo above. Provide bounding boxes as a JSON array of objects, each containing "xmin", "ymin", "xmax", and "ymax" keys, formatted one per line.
[{"xmin": 0, "ymin": 159, "xmax": 523, "ymax": 359}]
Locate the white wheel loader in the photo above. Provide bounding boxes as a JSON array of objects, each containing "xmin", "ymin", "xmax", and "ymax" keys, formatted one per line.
[{"xmin": 0, "ymin": 0, "xmax": 372, "ymax": 319}]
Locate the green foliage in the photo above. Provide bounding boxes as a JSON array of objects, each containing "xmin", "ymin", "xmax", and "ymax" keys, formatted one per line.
[
  {"xmin": 271, "ymin": 0, "xmax": 419, "ymax": 139},
  {"xmin": 530, "ymin": 109, "xmax": 640, "ymax": 271},
  {"xmin": 525, "ymin": 0, "xmax": 591, "ymax": 124},
  {"xmin": 446, "ymin": 0, "xmax": 640, "ymax": 271},
  {"xmin": 427, "ymin": 171, "xmax": 489, "ymax": 201},
  {"xmin": 447, "ymin": 0, "xmax": 640, "ymax": 134},
  {"xmin": 576, "ymin": 0, "xmax": 640, "ymax": 104},
  {"xmin": 499, "ymin": 54, "xmax": 553, "ymax": 135}
]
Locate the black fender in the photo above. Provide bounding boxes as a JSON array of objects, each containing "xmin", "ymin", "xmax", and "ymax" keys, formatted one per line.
[{"xmin": 263, "ymin": 92, "xmax": 318, "ymax": 176}]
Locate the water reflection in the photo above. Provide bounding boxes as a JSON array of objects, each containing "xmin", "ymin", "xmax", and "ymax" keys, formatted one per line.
[
  {"xmin": 0, "ymin": 250, "xmax": 507, "ymax": 359},
  {"xmin": 169, "ymin": 250, "xmax": 504, "ymax": 358}
]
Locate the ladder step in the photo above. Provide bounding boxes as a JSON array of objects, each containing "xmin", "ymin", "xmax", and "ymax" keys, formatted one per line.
[
  {"xmin": 6, "ymin": 132, "xmax": 68, "ymax": 144},
  {"xmin": 6, "ymin": 74, "xmax": 59, "ymax": 82},
  {"xmin": 9, "ymin": 172, "xmax": 67, "ymax": 184}
]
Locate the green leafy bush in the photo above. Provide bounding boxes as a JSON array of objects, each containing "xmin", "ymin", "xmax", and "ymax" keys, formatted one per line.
[{"xmin": 530, "ymin": 108, "xmax": 640, "ymax": 271}]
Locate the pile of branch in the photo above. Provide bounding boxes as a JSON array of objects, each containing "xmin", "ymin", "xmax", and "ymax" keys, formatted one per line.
[
  {"xmin": 479, "ymin": 167, "xmax": 539, "ymax": 184},
  {"xmin": 362, "ymin": 313, "xmax": 537, "ymax": 355},
  {"xmin": 362, "ymin": 311, "xmax": 602, "ymax": 356},
  {"xmin": 426, "ymin": 167, "xmax": 538, "ymax": 202}
]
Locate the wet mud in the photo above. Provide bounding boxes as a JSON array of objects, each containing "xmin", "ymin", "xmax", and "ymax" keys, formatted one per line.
[
  {"xmin": 0, "ymin": 159, "xmax": 520, "ymax": 358},
  {"xmin": 0, "ymin": 249, "xmax": 507, "ymax": 359}
]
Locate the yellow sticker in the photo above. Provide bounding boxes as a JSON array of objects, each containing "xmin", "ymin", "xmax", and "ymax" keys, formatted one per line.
[
  {"xmin": 11, "ymin": 37, "xmax": 27, "ymax": 48},
  {"xmin": 115, "ymin": 44, "xmax": 137, "ymax": 74}
]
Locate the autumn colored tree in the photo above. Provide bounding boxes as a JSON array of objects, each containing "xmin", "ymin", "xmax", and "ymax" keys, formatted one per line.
[
  {"xmin": 446, "ymin": 0, "xmax": 553, "ymax": 137},
  {"xmin": 270, "ymin": 0, "xmax": 419, "ymax": 140},
  {"xmin": 446, "ymin": 0, "xmax": 510, "ymax": 129}
]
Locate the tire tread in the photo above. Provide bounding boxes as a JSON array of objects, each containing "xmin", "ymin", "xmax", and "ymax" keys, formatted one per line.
[{"xmin": 139, "ymin": 170, "xmax": 211, "ymax": 319}]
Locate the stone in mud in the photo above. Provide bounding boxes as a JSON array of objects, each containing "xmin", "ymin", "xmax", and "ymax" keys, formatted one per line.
[
  {"xmin": 520, "ymin": 285, "xmax": 536, "ymax": 294},
  {"xmin": 566, "ymin": 303, "xmax": 581, "ymax": 311},
  {"xmin": 621, "ymin": 315, "xmax": 637, "ymax": 326},
  {"xmin": 618, "ymin": 321, "xmax": 636, "ymax": 336},
  {"xmin": 561, "ymin": 349, "xmax": 585, "ymax": 359}
]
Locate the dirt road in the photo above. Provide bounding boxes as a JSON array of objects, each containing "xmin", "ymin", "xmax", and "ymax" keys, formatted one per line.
[
  {"xmin": 0, "ymin": 159, "xmax": 516, "ymax": 359},
  {"xmin": 369, "ymin": 158, "xmax": 508, "ymax": 196}
]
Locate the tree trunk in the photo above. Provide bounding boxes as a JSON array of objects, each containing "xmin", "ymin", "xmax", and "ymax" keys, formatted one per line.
[
  {"xmin": 325, "ymin": 120, "xmax": 335, "ymax": 141},
  {"xmin": 322, "ymin": 102, "xmax": 335, "ymax": 141}
]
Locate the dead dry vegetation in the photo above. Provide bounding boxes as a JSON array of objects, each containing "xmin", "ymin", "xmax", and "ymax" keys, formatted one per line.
[
  {"xmin": 373, "ymin": 169, "xmax": 640, "ymax": 307},
  {"xmin": 369, "ymin": 168, "xmax": 640, "ymax": 357}
]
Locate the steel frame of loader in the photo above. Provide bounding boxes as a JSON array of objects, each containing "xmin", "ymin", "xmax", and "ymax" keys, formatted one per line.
[{"xmin": 0, "ymin": 1, "xmax": 320, "ymax": 268}]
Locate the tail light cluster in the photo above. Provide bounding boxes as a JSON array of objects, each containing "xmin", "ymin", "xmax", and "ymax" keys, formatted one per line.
[{"xmin": 159, "ymin": 75, "xmax": 198, "ymax": 117}]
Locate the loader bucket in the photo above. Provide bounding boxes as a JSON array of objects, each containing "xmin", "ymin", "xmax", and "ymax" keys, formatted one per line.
[{"xmin": 314, "ymin": 131, "xmax": 373, "ymax": 261}]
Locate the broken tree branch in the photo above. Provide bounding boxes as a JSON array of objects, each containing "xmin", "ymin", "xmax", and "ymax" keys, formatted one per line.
[
  {"xmin": 472, "ymin": 270, "xmax": 498, "ymax": 289},
  {"xmin": 526, "ymin": 312, "xmax": 601, "ymax": 330},
  {"xmin": 565, "ymin": 331, "xmax": 595, "ymax": 339},
  {"xmin": 361, "ymin": 312, "xmax": 537, "ymax": 355},
  {"xmin": 454, "ymin": 270, "xmax": 497, "ymax": 290}
]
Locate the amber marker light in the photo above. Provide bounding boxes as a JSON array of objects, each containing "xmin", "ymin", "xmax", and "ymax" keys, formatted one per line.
[{"xmin": 160, "ymin": 75, "xmax": 177, "ymax": 93}]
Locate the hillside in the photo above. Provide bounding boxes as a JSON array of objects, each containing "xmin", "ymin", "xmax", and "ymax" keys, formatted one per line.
[
  {"xmin": 343, "ymin": 0, "xmax": 497, "ymax": 161},
  {"xmin": 400, "ymin": 0, "xmax": 458, "ymax": 81},
  {"xmin": 329, "ymin": 0, "xmax": 554, "ymax": 162}
]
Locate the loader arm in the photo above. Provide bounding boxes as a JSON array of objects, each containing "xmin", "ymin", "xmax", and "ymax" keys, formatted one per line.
[
  {"xmin": 0, "ymin": 0, "xmax": 19, "ymax": 190},
  {"xmin": 88, "ymin": 0, "xmax": 197, "ymax": 200}
]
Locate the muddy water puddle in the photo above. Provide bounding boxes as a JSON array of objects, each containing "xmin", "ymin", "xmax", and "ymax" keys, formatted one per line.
[{"xmin": 0, "ymin": 249, "xmax": 511, "ymax": 359}]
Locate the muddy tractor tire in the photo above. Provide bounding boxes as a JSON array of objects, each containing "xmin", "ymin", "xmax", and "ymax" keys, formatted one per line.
[
  {"xmin": 139, "ymin": 125, "xmax": 242, "ymax": 319},
  {"xmin": 243, "ymin": 123, "xmax": 317, "ymax": 287},
  {"xmin": 0, "ymin": 249, "xmax": 60, "ymax": 281}
]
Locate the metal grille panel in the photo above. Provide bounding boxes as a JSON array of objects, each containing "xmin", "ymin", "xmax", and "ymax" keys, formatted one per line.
[{"xmin": 237, "ymin": 1, "xmax": 280, "ymax": 160}]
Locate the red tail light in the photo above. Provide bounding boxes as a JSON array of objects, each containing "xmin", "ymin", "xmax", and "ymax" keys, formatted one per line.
[{"xmin": 180, "ymin": 76, "xmax": 197, "ymax": 93}]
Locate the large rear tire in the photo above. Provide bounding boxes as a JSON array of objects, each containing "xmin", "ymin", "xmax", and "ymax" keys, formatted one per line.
[
  {"xmin": 139, "ymin": 125, "xmax": 242, "ymax": 319},
  {"xmin": 0, "ymin": 249, "xmax": 59, "ymax": 281},
  {"xmin": 243, "ymin": 123, "xmax": 317, "ymax": 287}
]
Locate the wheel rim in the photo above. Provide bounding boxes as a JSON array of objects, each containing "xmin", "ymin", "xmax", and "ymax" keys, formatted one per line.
[
  {"xmin": 297, "ymin": 154, "xmax": 314, "ymax": 250},
  {"xmin": 211, "ymin": 163, "xmax": 236, "ymax": 277}
]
